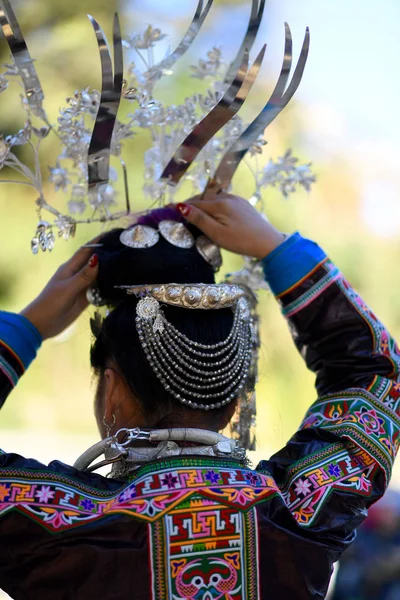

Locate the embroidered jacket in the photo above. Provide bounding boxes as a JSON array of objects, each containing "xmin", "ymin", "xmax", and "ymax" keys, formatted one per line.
[{"xmin": 0, "ymin": 233, "xmax": 399, "ymax": 600}]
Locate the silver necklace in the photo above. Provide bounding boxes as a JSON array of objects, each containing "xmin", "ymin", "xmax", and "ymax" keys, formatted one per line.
[{"xmin": 73, "ymin": 427, "xmax": 249, "ymax": 478}]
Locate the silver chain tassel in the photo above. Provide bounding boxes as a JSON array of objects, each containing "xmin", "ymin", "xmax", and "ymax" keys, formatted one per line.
[{"xmin": 135, "ymin": 296, "xmax": 253, "ymax": 411}]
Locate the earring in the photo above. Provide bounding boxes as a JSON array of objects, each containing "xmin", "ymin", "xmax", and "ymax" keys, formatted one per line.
[{"xmin": 103, "ymin": 414, "xmax": 116, "ymax": 438}]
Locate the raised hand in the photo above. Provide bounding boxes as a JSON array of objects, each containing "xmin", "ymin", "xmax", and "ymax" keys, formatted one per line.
[
  {"xmin": 21, "ymin": 245, "xmax": 99, "ymax": 340},
  {"xmin": 177, "ymin": 192, "xmax": 285, "ymax": 259}
]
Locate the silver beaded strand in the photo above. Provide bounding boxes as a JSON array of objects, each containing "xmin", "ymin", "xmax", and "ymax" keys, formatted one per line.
[{"xmin": 135, "ymin": 296, "xmax": 252, "ymax": 410}]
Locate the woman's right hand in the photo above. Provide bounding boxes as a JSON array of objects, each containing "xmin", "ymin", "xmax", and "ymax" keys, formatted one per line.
[
  {"xmin": 20, "ymin": 245, "xmax": 99, "ymax": 340},
  {"xmin": 177, "ymin": 193, "xmax": 286, "ymax": 259}
]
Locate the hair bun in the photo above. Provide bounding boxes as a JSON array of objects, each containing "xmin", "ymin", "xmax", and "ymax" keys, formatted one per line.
[{"xmin": 96, "ymin": 209, "xmax": 215, "ymax": 305}]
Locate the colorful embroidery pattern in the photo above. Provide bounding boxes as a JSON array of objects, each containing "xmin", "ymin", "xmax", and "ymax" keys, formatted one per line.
[
  {"xmin": 0, "ymin": 462, "xmax": 280, "ymax": 534},
  {"xmin": 0, "ymin": 341, "xmax": 25, "ymax": 407},
  {"xmin": 279, "ymin": 260, "xmax": 400, "ymax": 382},
  {"xmin": 337, "ymin": 278, "xmax": 400, "ymax": 375},
  {"xmin": 0, "ymin": 461, "xmax": 270, "ymax": 597},
  {"xmin": 149, "ymin": 499, "xmax": 259, "ymax": 599},
  {"xmin": 300, "ymin": 382, "xmax": 400, "ymax": 485},
  {"xmin": 0, "ymin": 452, "xmax": 380, "ymax": 594},
  {"xmin": 279, "ymin": 443, "xmax": 377, "ymax": 526},
  {"xmin": 0, "ymin": 339, "xmax": 25, "ymax": 373}
]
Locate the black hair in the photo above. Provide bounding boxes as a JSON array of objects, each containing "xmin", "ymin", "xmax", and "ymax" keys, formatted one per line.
[{"xmin": 90, "ymin": 209, "xmax": 235, "ymax": 423}]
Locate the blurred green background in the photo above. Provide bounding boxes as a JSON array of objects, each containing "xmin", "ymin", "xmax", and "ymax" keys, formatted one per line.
[{"xmin": 1, "ymin": 0, "xmax": 400, "ymax": 490}]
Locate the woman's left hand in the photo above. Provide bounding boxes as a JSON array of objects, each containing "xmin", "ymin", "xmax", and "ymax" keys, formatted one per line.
[{"xmin": 21, "ymin": 245, "xmax": 99, "ymax": 340}]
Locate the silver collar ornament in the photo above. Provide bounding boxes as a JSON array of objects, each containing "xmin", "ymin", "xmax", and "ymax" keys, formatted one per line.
[{"xmin": 73, "ymin": 427, "xmax": 249, "ymax": 478}]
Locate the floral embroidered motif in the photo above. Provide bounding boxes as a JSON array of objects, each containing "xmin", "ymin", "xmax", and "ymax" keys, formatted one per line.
[
  {"xmin": 293, "ymin": 478, "xmax": 312, "ymax": 497},
  {"xmin": 354, "ymin": 407, "xmax": 386, "ymax": 436},
  {"xmin": 35, "ymin": 485, "xmax": 54, "ymax": 504},
  {"xmin": 80, "ymin": 498, "xmax": 95, "ymax": 511},
  {"xmin": 0, "ymin": 483, "xmax": 9, "ymax": 502},
  {"xmin": 161, "ymin": 473, "xmax": 178, "ymax": 489},
  {"xmin": 0, "ymin": 465, "xmax": 280, "ymax": 534},
  {"xmin": 205, "ymin": 470, "xmax": 220, "ymax": 484},
  {"xmin": 327, "ymin": 464, "xmax": 341, "ymax": 478},
  {"xmin": 300, "ymin": 381, "xmax": 400, "ymax": 485},
  {"xmin": 244, "ymin": 472, "xmax": 260, "ymax": 486},
  {"xmin": 281, "ymin": 445, "xmax": 377, "ymax": 526}
]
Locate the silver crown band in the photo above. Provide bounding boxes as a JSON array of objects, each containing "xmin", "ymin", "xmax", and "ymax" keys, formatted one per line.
[
  {"xmin": 135, "ymin": 295, "xmax": 252, "ymax": 411},
  {"xmin": 119, "ymin": 283, "xmax": 247, "ymax": 310},
  {"xmin": 119, "ymin": 222, "xmax": 222, "ymax": 270}
]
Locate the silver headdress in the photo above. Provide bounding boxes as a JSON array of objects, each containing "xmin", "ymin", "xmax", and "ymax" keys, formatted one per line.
[
  {"xmin": 0, "ymin": 1, "xmax": 315, "ymax": 450},
  {"xmin": 0, "ymin": 0, "xmax": 315, "ymax": 249}
]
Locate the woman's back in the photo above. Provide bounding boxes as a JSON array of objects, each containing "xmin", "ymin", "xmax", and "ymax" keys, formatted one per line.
[
  {"xmin": 1, "ymin": 218, "xmax": 399, "ymax": 598},
  {"xmin": 0, "ymin": 453, "xmax": 346, "ymax": 598}
]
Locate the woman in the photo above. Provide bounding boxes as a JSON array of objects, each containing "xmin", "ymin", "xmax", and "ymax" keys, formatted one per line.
[{"xmin": 0, "ymin": 193, "xmax": 399, "ymax": 600}]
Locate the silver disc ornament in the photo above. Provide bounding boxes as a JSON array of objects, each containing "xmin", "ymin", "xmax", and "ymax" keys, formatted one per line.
[
  {"xmin": 196, "ymin": 235, "xmax": 223, "ymax": 271},
  {"xmin": 120, "ymin": 225, "xmax": 160, "ymax": 249},
  {"xmin": 159, "ymin": 220, "xmax": 195, "ymax": 249}
]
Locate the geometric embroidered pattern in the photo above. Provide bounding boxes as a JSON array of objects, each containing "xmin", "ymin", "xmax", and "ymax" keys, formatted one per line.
[
  {"xmin": 2, "ymin": 239, "xmax": 400, "ymax": 596},
  {"xmin": 0, "ymin": 461, "xmax": 280, "ymax": 534},
  {"xmin": 278, "ymin": 443, "xmax": 377, "ymax": 526},
  {"xmin": 300, "ymin": 381, "xmax": 400, "ymax": 485},
  {"xmin": 149, "ymin": 500, "xmax": 260, "ymax": 599},
  {"xmin": 0, "ymin": 460, "xmax": 270, "ymax": 597},
  {"xmin": 0, "ymin": 451, "xmax": 383, "ymax": 594}
]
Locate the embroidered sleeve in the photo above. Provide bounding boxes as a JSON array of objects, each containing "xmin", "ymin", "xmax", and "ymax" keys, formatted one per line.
[
  {"xmin": 0, "ymin": 311, "xmax": 42, "ymax": 408},
  {"xmin": 262, "ymin": 233, "xmax": 400, "ymax": 394},
  {"xmin": 260, "ymin": 234, "xmax": 400, "ymax": 548}
]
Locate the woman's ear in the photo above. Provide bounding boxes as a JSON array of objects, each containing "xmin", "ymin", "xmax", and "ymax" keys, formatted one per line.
[
  {"xmin": 103, "ymin": 368, "xmax": 123, "ymax": 426},
  {"xmin": 103, "ymin": 367, "xmax": 147, "ymax": 432}
]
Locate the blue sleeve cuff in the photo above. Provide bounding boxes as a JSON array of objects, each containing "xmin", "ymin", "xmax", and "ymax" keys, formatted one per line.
[
  {"xmin": 262, "ymin": 232, "xmax": 327, "ymax": 297},
  {"xmin": 0, "ymin": 311, "xmax": 42, "ymax": 369}
]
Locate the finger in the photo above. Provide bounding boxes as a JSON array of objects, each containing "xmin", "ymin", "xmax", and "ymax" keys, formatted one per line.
[
  {"xmin": 201, "ymin": 181, "xmax": 221, "ymax": 202},
  {"xmin": 70, "ymin": 254, "xmax": 99, "ymax": 294},
  {"xmin": 184, "ymin": 199, "xmax": 223, "ymax": 216},
  {"xmin": 177, "ymin": 204, "xmax": 221, "ymax": 238},
  {"xmin": 58, "ymin": 237, "xmax": 101, "ymax": 279}
]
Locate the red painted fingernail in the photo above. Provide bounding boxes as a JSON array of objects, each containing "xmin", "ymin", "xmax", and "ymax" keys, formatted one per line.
[
  {"xmin": 177, "ymin": 203, "xmax": 191, "ymax": 217},
  {"xmin": 89, "ymin": 254, "xmax": 98, "ymax": 268}
]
